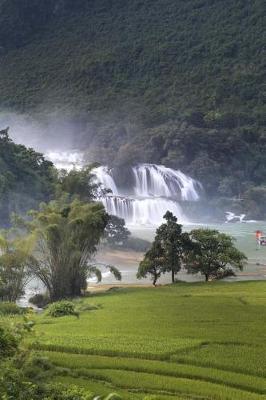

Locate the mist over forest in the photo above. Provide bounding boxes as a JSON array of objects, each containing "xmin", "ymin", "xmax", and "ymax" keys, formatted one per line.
[{"xmin": 0, "ymin": 0, "xmax": 265, "ymax": 221}]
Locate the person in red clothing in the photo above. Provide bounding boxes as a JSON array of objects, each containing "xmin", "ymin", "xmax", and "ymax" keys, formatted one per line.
[{"xmin": 256, "ymin": 230, "xmax": 262, "ymax": 240}]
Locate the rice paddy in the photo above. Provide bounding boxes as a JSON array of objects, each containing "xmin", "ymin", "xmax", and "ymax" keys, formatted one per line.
[{"xmin": 30, "ymin": 281, "xmax": 266, "ymax": 399}]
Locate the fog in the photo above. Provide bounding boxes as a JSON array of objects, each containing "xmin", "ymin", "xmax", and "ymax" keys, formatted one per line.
[
  {"xmin": 0, "ymin": 111, "xmax": 86, "ymax": 153},
  {"xmin": 0, "ymin": 111, "xmax": 91, "ymax": 169},
  {"xmin": 0, "ymin": 110, "xmax": 232, "ymax": 222}
]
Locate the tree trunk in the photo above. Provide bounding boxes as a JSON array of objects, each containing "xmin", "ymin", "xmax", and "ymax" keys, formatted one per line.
[
  {"xmin": 171, "ymin": 269, "xmax": 175, "ymax": 283},
  {"xmin": 205, "ymin": 274, "xmax": 209, "ymax": 282}
]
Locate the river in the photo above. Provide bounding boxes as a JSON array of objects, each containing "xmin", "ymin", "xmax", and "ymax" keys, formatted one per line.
[{"xmin": 14, "ymin": 149, "xmax": 266, "ymax": 303}]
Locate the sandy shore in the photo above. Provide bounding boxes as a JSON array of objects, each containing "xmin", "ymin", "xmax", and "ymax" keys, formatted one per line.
[{"xmin": 87, "ymin": 283, "xmax": 154, "ymax": 293}]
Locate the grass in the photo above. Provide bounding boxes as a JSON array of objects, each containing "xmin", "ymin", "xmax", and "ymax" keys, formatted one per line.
[
  {"xmin": 69, "ymin": 368, "xmax": 264, "ymax": 400},
  {"xmin": 26, "ymin": 281, "xmax": 266, "ymax": 399},
  {"xmin": 171, "ymin": 343, "xmax": 266, "ymax": 377},
  {"xmin": 32, "ymin": 334, "xmax": 201, "ymax": 360},
  {"xmin": 42, "ymin": 351, "xmax": 266, "ymax": 394}
]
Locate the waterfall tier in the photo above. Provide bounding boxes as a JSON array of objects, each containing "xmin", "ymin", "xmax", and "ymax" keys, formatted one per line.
[
  {"xmin": 93, "ymin": 164, "xmax": 202, "ymax": 226},
  {"xmin": 132, "ymin": 164, "xmax": 201, "ymax": 201}
]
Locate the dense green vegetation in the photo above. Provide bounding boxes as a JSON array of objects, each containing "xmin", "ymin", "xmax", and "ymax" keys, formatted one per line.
[
  {"xmin": 15, "ymin": 281, "xmax": 265, "ymax": 399},
  {"xmin": 0, "ymin": 6, "xmax": 265, "ymax": 396},
  {"xmin": 0, "ymin": 321, "xmax": 121, "ymax": 399},
  {"xmin": 0, "ymin": 0, "xmax": 265, "ymax": 216},
  {"xmin": 0, "ymin": 128, "xmax": 55, "ymax": 226},
  {"xmin": 137, "ymin": 212, "xmax": 246, "ymax": 285},
  {"xmin": 22, "ymin": 199, "xmax": 111, "ymax": 300},
  {"xmin": 184, "ymin": 228, "xmax": 247, "ymax": 281},
  {"xmin": 0, "ymin": 196, "xmax": 123, "ymax": 302}
]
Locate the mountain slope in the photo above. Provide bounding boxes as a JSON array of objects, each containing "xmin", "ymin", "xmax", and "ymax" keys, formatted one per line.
[
  {"xmin": 0, "ymin": 0, "xmax": 264, "ymax": 120},
  {"xmin": 0, "ymin": 0, "xmax": 265, "ymax": 216}
]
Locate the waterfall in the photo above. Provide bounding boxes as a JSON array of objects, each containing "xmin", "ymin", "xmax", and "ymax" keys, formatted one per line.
[
  {"xmin": 93, "ymin": 164, "xmax": 202, "ymax": 226},
  {"xmin": 132, "ymin": 164, "xmax": 200, "ymax": 201},
  {"xmin": 93, "ymin": 166, "xmax": 119, "ymax": 195},
  {"xmin": 100, "ymin": 196, "xmax": 185, "ymax": 226}
]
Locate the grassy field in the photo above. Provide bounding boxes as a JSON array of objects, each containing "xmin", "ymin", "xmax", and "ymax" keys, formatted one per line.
[{"xmin": 28, "ymin": 281, "xmax": 266, "ymax": 399}]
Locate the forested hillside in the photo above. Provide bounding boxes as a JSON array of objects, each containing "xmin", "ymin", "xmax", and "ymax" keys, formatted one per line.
[
  {"xmin": 0, "ymin": 128, "xmax": 55, "ymax": 225},
  {"xmin": 0, "ymin": 0, "xmax": 265, "ymax": 215}
]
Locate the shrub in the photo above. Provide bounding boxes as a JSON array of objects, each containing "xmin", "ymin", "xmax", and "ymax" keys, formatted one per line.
[
  {"xmin": 44, "ymin": 384, "xmax": 94, "ymax": 399},
  {"xmin": 0, "ymin": 301, "xmax": 24, "ymax": 315},
  {"xmin": 47, "ymin": 301, "xmax": 79, "ymax": 318},
  {"xmin": 23, "ymin": 354, "xmax": 55, "ymax": 380},
  {"xmin": 0, "ymin": 326, "xmax": 18, "ymax": 357}
]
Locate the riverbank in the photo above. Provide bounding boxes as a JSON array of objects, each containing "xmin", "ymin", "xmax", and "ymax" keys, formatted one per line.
[{"xmin": 94, "ymin": 245, "xmax": 266, "ymax": 286}]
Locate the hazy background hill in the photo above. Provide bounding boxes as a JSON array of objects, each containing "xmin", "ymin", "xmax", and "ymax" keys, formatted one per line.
[{"xmin": 0, "ymin": 0, "xmax": 265, "ymax": 217}]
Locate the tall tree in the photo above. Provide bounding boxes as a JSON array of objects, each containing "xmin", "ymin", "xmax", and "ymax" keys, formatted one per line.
[
  {"xmin": 25, "ymin": 199, "xmax": 120, "ymax": 300},
  {"xmin": 155, "ymin": 211, "xmax": 192, "ymax": 283},
  {"xmin": 184, "ymin": 229, "xmax": 247, "ymax": 282},
  {"xmin": 56, "ymin": 165, "xmax": 100, "ymax": 202},
  {"xmin": 104, "ymin": 215, "xmax": 130, "ymax": 247},
  {"xmin": 137, "ymin": 240, "xmax": 165, "ymax": 286},
  {"xmin": 0, "ymin": 233, "xmax": 33, "ymax": 302}
]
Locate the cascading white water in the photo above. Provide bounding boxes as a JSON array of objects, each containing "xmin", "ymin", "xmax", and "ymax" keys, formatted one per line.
[
  {"xmin": 93, "ymin": 166, "xmax": 119, "ymax": 195},
  {"xmin": 132, "ymin": 164, "xmax": 200, "ymax": 200},
  {"xmin": 93, "ymin": 164, "xmax": 202, "ymax": 226},
  {"xmin": 101, "ymin": 196, "xmax": 184, "ymax": 226}
]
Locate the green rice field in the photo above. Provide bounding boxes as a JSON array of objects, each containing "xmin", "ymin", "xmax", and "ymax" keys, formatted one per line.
[{"xmin": 27, "ymin": 281, "xmax": 266, "ymax": 399}]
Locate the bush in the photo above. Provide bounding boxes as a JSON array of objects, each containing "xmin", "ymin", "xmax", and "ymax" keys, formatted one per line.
[
  {"xmin": 29, "ymin": 293, "xmax": 50, "ymax": 308},
  {"xmin": 0, "ymin": 326, "xmax": 18, "ymax": 357},
  {"xmin": 47, "ymin": 301, "xmax": 79, "ymax": 318},
  {"xmin": 22, "ymin": 354, "xmax": 55, "ymax": 381},
  {"xmin": 0, "ymin": 302, "xmax": 25, "ymax": 315},
  {"xmin": 0, "ymin": 377, "xmax": 95, "ymax": 400},
  {"xmin": 43, "ymin": 384, "xmax": 94, "ymax": 399}
]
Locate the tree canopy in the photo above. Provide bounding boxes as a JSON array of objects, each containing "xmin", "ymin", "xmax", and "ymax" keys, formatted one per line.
[
  {"xmin": 0, "ymin": 129, "xmax": 55, "ymax": 226},
  {"xmin": 24, "ymin": 199, "xmax": 115, "ymax": 300},
  {"xmin": 137, "ymin": 212, "xmax": 192, "ymax": 285},
  {"xmin": 104, "ymin": 215, "xmax": 130, "ymax": 247},
  {"xmin": 155, "ymin": 211, "xmax": 192, "ymax": 283},
  {"xmin": 138, "ymin": 213, "xmax": 247, "ymax": 285},
  {"xmin": 184, "ymin": 229, "xmax": 247, "ymax": 281},
  {"xmin": 56, "ymin": 166, "xmax": 99, "ymax": 203},
  {"xmin": 0, "ymin": 232, "xmax": 34, "ymax": 302},
  {"xmin": 137, "ymin": 240, "xmax": 165, "ymax": 286}
]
